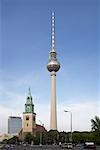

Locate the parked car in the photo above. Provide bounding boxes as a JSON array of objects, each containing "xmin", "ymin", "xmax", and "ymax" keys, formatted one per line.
[
  {"xmin": 61, "ymin": 143, "xmax": 73, "ymax": 149},
  {"xmin": 84, "ymin": 142, "xmax": 96, "ymax": 149}
]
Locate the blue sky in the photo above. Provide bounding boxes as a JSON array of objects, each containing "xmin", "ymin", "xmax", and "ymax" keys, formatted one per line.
[{"xmin": 0, "ymin": 0, "xmax": 99, "ymax": 134}]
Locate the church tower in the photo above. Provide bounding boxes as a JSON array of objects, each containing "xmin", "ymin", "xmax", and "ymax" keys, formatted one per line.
[{"xmin": 22, "ymin": 88, "xmax": 36, "ymax": 134}]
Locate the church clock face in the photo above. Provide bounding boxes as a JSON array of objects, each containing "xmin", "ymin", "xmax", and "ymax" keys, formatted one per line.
[{"xmin": 26, "ymin": 106, "xmax": 30, "ymax": 112}]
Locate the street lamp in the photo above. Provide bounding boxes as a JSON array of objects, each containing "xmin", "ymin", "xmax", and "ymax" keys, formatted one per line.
[
  {"xmin": 39, "ymin": 120, "xmax": 44, "ymax": 146},
  {"xmin": 64, "ymin": 110, "xmax": 72, "ymax": 144}
]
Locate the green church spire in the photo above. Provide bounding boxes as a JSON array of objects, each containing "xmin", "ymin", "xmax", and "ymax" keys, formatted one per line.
[
  {"xmin": 26, "ymin": 88, "xmax": 33, "ymax": 104},
  {"xmin": 24, "ymin": 88, "xmax": 34, "ymax": 113},
  {"xmin": 28, "ymin": 88, "xmax": 31, "ymax": 97}
]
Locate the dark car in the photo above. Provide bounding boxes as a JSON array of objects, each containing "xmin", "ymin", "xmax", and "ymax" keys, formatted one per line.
[{"xmin": 84, "ymin": 142, "xmax": 96, "ymax": 149}]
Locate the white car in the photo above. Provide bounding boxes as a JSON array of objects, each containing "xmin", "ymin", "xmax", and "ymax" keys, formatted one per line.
[
  {"xmin": 84, "ymin": 142, "xmax": 96, "ymax": 149},
  {"xmin": 61, "ymin": 143, "xmax": 73, "ymax": 149}
]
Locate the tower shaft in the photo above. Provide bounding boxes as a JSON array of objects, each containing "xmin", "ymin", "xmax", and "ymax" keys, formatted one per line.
[
  {"xmin": 50, "ymin": 71, "xmax": 57, "ymax": 129},
  {"xmin": 47, "ymin": 12, "xmax": 60, "ymax": 131}
]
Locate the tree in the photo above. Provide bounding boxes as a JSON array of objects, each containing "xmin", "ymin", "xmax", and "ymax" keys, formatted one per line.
[
  {"xmin": 33, "ymin": 132, "xmax": 40, "ymax": 145},
  {"xmin": 59, "ymin": 131, "xmax": 67, "ymax": 143},
  {"xmin": 7, "ymin": 136, "xmax": 19, "ymax": 144},
  {"xmin": 91, "ymin": 116, "xmax": 100, "ymax": 131},
  {"xmin": 47, "ymin": 130, "xmax": 59, "ymax": 144},
  {"xmin": 42, "ymin": 130, "xmax": 48, "ymax": 145},
  {"xmin": 72, "ymin": 131, "xmax": 82, "ymax": 144},
  {"xmin": 24, "ymin": 133, "xmax": 33, "ymax": 144},
  {"xmin": 91, "ymin": 116, "xmax": 100, "ymax": 145}
]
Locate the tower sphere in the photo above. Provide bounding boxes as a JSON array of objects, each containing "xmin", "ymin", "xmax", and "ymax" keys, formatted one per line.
[{"xmin": 47, "ymin": 50, "xmax": 60, "ymax": 72}]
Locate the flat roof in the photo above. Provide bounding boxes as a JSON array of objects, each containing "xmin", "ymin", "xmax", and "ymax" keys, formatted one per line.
[{"xmin": 9, "ymin": 116, "xmax": 22, "ymax": 119}]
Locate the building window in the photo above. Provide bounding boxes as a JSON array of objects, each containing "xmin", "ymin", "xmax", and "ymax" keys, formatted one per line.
[
  {"xmin": 33, "ymin": 116, "xmax": 35, "ymax": 121},
  {"xmin": 27, "ymin": 123, "xmax": 28, "ymax": 127},
  {"xmin": 26, "ymin": 116, "xmax": 29, "ymax": 120}
]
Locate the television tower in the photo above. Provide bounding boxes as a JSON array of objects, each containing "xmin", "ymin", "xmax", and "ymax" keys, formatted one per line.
[{"xmin": 47, "ymin": 12, "xmax": 60, "ymax": 130}]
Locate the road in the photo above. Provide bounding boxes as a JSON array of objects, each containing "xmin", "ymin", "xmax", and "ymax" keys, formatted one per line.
[{"xmin": 1, "ymin": 145, "xmax": 100, "ymax": 150}]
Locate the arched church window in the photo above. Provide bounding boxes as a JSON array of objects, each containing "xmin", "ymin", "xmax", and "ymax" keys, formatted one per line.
[
  {"xmin": 33, "ymin": 116, "xmax": 35, "ymax": 121},
  {"xmin": 26, "ymin": 116, "xmax": 29, "ymax": 120}
]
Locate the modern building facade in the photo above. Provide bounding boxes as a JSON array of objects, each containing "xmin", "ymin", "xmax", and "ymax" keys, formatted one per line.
[
  {"xmin": 47, "ymin": 12, "xmax": 60, "ymax": 130},
  {"xmin": 8, "ymin": 116, "xmax": 22, "ymax": 134}
]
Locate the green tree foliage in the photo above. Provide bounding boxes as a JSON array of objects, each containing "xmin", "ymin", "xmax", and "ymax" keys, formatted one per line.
[
  {"xmin": 33, "ymin": 132, "xmax": 40, "ymax": 145},
  {"xmin": 7, "ymin": 136, "xmax": 19, "ymax": 144},
  {"xmin": 59, "ymin": 131, "xmax": 67, "ymax": 143},
  {"xmin": 24, "ymin": 133, "xmax": 33, "ymax": 144},
  {"xmin": 91, "ymin": 116, "xmax": 100, "ymax": 132},
  {"xmin": 33, "ymin": 130, "xmax": 47, "ymax": 145},
  {"xmin": 47, "ymin": 130, "xmax": 59, "ymax": 144},
  {"xmin": 91, "ymin": 116, "xmax": 100, "ymax": 145},
  {"xmin": 70, "ymin": 131, "xmax": 96, "ymax": 144},
  {"xmin": 72, "ymin": 131, "xmax": 82, "ymax": 143},
  {"xmin": 42, "ymin": 131, "xmax": 48, "ymax": 145}
]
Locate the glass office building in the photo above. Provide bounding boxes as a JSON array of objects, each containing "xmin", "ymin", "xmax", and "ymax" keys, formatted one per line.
[{"xmin": 8, "ymin": 116, "xmax": 22, "ymax": 134}]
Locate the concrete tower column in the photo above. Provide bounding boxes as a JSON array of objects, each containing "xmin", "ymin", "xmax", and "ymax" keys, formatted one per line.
[{"xmin": 50, "ymin": 71, "xmax": 57, "ymax": 129}]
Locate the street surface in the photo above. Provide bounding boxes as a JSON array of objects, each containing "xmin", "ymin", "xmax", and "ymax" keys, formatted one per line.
[{"xmin": 1, "ymin": 145, "xmax": 100, "ymax": 150}]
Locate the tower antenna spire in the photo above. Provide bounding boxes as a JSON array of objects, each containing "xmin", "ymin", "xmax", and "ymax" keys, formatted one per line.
[
  {"xmin": 51, "ymin": 12, "xmax": 55, "ymax": 51},
  {"xmin": 28, "ymin": 87, "xmax": 31, "ymax": 96}
]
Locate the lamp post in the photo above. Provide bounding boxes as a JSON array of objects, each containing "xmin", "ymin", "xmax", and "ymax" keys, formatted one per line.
[{"xmin": 64, "ymin": 110, "xmax": 72, "ymax": 144}]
